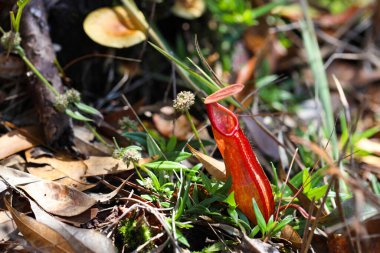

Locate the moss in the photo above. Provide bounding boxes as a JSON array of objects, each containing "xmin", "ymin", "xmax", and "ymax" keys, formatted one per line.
[{"xmin": 117, "ymin": 218, "xmax": 152, "ymax": 252}]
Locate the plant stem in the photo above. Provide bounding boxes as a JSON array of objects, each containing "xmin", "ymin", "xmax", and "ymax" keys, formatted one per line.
[
  {"xmin": 85, "ymin": 122, "xmax": 112, "ymax": 148},
  {"xmin": 185, "ymin": 110, "xmax": 206, "ymax": 154},
  {"xmin": 15, "ymin": 46, "xmax": 59, "ymax": 96},
  {"xmin": 120, "ymin": 0, "xmax": 205, "ymax": 96}
]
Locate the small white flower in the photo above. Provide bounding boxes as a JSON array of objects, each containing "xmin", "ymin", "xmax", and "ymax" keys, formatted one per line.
[{"xmin": 173, "ymin": 91, "xmax": 195, "ymax": 112}]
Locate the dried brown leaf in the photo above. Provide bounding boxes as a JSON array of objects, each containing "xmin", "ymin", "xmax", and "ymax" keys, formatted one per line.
[
  {"xmin": 4, "ymin": 197, "xmax": 75, "ymax": 253},
  {"xmin": 27, "ymin": 165, "xmax": 96, "ymax": 191},
  {"xmin": 19, "ymin": 181, "xmax": 96, "ymax": 217},
  {"xmin": 187, "ymin": 145, "xmax": 226, "ymax": 181},
  {"xmin": 83, "ymin": 156, "xmax": 134, "ymax": 176},
  {"xmin": 0, "ymin": 127, "xmax": 42, "ymax": 160},
  {"xmin": 280, "ymin": 224, "xmax": 302, "ymax": 249},
  {"xmin": 0, "ymin": 210, "xmax": 16, "ymax": 241},
  {"xmin": 30, "ymin": 201, "xmax": 116, "ymax": 253}
]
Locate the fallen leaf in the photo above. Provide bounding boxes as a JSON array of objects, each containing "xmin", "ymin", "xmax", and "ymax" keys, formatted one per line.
[
  {"xmin": 83, "ymin": 156, "xmax": 134, "ymax": 176},
  {"xmin": 239, "ymin": 234, "xmax": 280, "ymax": 253},
  {"xmin": 0, "ymin": 211, "xmax": 16, "ymax": 241},
  {"xmin": 0, "ymin": 127, "xmax": 42, "ymax": 160},
  {"xmin": 0, "ymin": 165, "xmax": 40, "ymax": 187},
  {"xmin": 19, "ymin": 181, "xmax": 96, "ymax": 217},
  {"xmin": 56, "ymin": 208, "xmax": 99, "ymax": 227},
  {"xmin": 4, "ymin": 197, "xmax": 75, "ymax": 253},
  {"xmin": 0, "ymin": 154, "xmax": 26, "ymax": 171},
  {"xmin": 280, "ymin": 224, "xmax": 302, "ymax": 249},
  {"xmin": 30, "ymin": 201, "xmax": 116, "ymax": 253},
  {"xmin": 89, "ymin": 179, "xmax": 127, "ymax": 202},
  {"xmin": 25, "ymin": 150, "xmax": 86, "ymax": 182},
  {"xmin": 26, "ymin": 150, "xmax": 134, "ymax": 178},
  {"xmin": 27, "ymin": 165, "xmax": 96, "ymax": 191},
  {"xmin": 187, "ymin": 144, "xmax": 226, "ymax": 181}
]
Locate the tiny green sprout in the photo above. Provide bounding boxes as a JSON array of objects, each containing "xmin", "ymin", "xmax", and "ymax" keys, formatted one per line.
[
  {"xmin": 113, "ymin": 145, "xmax": 142, "ymax": 167},
  {"xmin": 119, "ymin": 116, "xmax": 138, "ymax": 131},
  {"xmin": 173, "ymin": 91, "xmax": 195, "ymax": 113}
]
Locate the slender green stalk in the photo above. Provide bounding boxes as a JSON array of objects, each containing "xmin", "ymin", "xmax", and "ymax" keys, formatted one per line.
[
  {"xmin": 185, "ymin": 110, "xmax": 207, "ymax": 154},
  {"xmin": 15, "ymin": 46, "xmax": 59, "ymax": 96},
  {"xmin": 120, "ymin": 0, "xmax": 205, "ymax": 96},
  {"xmin": 299, "ymin": 1, "xmax": 338, "ymax": 161},
  {"xmin": 86, "ymin": 122, "xmax": 111, "ymax": 148}
]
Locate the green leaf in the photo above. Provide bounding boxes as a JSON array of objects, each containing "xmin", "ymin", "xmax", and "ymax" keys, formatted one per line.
[
  {"xmin": 74, "ymin": 102, "xmax": 102, "ymax": 117},
  {"xmin": 123, "ymin": 132, "xmax": 147, "ymax": 146},
  {"xmin": 175, "ymin": 197, "xmax": 185, "ymax": 220},
  {"xmin": 161, "ymin": 202, "xmax": 170, "ymax": 208},
  {"xmin": 192, "ymin": 184, "xmax": 199, "ymax": 205},
  {"xmin": 249, "ymin": 225, "xmax": 260, "ymax": 238},
  {"xmin": 302, "ymin": 169, "xmax": 311, "ymax": 193},
  {"xmin": 200, "ymin": 173, "xmax": 212, "ymax": 193},
  {"xmin": 306, "ymin": 185, "xmax": 328, "ymax": 200},
  {"xmin": 141, "ymin": 167, "xmax": 160, "ymax": 190},
  {"xmin": 272, "ymin": 215, "xmax": 293, "ymax": 234},
  {"xmin": 252, "ymin": 198, "xmax": 266, "ymax": 233},
  {"xmin": 200, "ymin": 242, "xmax": 227, "ymax": 252},
  {"xmin": 141, "ymin": 194, "xmax": 153, "ymax": 201},
  {"xmin": 166, "ymin": 136, "xmax": 177, "ymax": 152},
  {"xmin": 144, "ymin": 161, "xmax": 188, "ymax": 171},
  {"xmin": 146, "ymin": 135, "xmax": 162, "ymax": 157},
  {"xmin": 223, "ymin": 192, "xmax": 237, "ymax": 208},
  {"xmin": 149, "ymin": 42, "xmax": 217, "ymax": 92},
  {"xmin": 227, "ymin": 207, "xmax": 238, "ymax": 224},
  {"xmin": 215, "ymin": 176, "xmax": 232, "ymax": 195},
  {"xmin": 176, "ymin": 229, "xmax": 190, "ymax": 247},
  {"xmin": 65, "ymin": 108, "xmax": 93, "ymax": 122},
  {"xmin": 163, "ymin": 151, "xmax": 192, "ymax": 162}
]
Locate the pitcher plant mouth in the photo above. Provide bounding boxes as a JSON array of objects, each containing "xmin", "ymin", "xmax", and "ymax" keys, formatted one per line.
[{"xmin": 206, "ymin": 103, "xmax": 239, "ymax": 137}]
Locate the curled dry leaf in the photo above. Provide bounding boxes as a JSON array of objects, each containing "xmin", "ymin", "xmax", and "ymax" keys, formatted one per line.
[
  {"xmin": 30, "ymin": 201, "xmax": 116, "ymax": 253},
  {"xmin": 4, "ymin": 197, "xmax": 75, "ymax": 253},
  {"xmin": 89, "ymin": 179, "xmax": 127, "ymax": 203},
  {"xmin": 19, "ymin": 181, "xmax": 96, "ymax": 217},
  {"xmin": 187, "ymin": 144, "xmax": 226, "ymax": 181},
  {"xmin": 0, "ymin": 126, "xmax": 42, "ymax": 160},
  {"xmin": 280, "ymin": 224, "xmax": 302, "ymax": 249}
]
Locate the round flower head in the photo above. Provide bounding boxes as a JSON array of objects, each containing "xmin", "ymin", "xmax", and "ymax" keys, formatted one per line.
[
  {"xmin": 113, "ymin": 145, "xmax": 142, "ymax": 167},
  {"xmin": 123, "ymin": 148, "xmax": 142, "ymax": 165},
  {"xmin": 119, "ymin": 116, "xmax": 138, "ymax": 131},
  {"xmin": 65, "ymin": 89, "xmax": 81, "ymax": 103},
  {"xmin": 173, "ymin": 91, "xmax": 195, "ymax": 112},
  {"xmin": 54, "ymin": 94, "xmax": 69, "ymax": 112}
]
